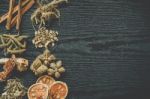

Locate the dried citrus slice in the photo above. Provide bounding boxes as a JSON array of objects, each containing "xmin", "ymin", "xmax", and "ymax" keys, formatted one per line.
[
  {"xmin": 49, "ymin": 81, "xmax": 68, "ymax": 99},
  {"xmin": 36, "ymin": 75, "xmax": 55, "ymax": 87},
  {"xmin": 28, "ymin": 83, "xmax": 49, "ymax": 99}
]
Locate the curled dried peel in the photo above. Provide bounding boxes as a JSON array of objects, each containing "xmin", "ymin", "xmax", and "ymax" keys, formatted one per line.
[
  {"xmin": 28, "ymin": 83, "xmax": 49, "ymax": 99},
  {"xmin": 49, "ymin": 81, "xmax": 68, "ymax": 99}
]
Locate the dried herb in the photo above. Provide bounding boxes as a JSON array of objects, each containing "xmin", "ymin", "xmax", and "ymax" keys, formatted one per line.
[
  {"xmin": 31, "ymin": 49, "xmax": 65, "ymax": 78},
  {"xmin": 0, "ymin": 78, "xmax": 27, "ymax": 99},
  {"xmin": 31, "ymin": 0, "xmax": 68, "ymax": 26},
  {"xmin": 32, "ymin": 27, "xmax": 58, "ymax": 48},
  {"xmin": 0, "ymin": 34, "xmax": 27, "ymax": 54}
]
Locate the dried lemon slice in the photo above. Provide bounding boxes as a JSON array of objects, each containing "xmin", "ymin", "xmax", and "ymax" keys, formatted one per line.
[
  {"xmin": 49, "ymin": 81, "xmax": 68, "ymax": 99},
  {"xmin": 28, "ymin": 83, "xmax": 49, "ymax": 99},
  {"xmin": 36, "ymin": 75, "xmax": 55, "ymax": 87}
]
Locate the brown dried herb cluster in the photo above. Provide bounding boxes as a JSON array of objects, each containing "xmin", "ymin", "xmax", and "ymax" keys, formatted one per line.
[
  {"xmin": 0, "ymin": 78, "xmax": 27, "ymax": 99},
  {"xmin": 30, "ymin": 49, "xmax": 65, "ymax": 78},
  {"xmin": 32, "ymin": 27, "xmax": 58, "ymax": 48}
]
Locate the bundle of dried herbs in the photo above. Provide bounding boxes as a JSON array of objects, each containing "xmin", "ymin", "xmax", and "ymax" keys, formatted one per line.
[{"xmin": 0, "ymin": 78, "xmax": 27, "ymax": 99}]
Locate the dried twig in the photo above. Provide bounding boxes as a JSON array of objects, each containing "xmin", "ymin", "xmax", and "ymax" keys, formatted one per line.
[
  {"xmin": 16, "ymin": 0, "xmax": 22, "ymax": 32},
  {"xmin": 0, "ymin": 0, "xmax": 30, "ymax": 24},
  {"xmin": 6, "ymin": 0, "xmax": 15, "ymax": 30},
  {"xmin": 11, "ymin": 0, "xmax": 35, "ymax": 29}
]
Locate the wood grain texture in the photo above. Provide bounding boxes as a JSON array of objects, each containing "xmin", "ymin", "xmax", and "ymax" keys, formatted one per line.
[{"xmin": 0, "ymin": 0, "xmax": 150, "ymax": 99}]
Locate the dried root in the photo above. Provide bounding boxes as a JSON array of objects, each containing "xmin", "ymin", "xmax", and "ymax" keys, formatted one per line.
[
  {"xmin": 0, "ymin": 55, "xmax": 29, "ymax": 81},
  {"xmin": 31, "ymin": 0, "xmax": 68, "ymax": 26}
]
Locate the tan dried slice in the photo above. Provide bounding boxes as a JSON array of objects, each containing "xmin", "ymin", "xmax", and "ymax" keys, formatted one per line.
[
  {"xmin": 36, "ymin": 75, "xmax": 55, "ymax": 88},
  {"xmin": 49, "ymin": 81, "xmax": 68, "ymax": 99},
  {"xmin": 28, "ymin": 83, "xmax": 49, "ymax": 99}
]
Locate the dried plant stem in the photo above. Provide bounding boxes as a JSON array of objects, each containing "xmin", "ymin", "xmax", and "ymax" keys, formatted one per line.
[
  {"xmin": 11, "ymin": 0, "xmax": 35, "ymax": 29},
  {"xmin": 16, "ymin": 0, "xmax": 22, "ymax": 32},
  {"xmin": 0, "ymin": 0, "xmax": 30, "ymax": 24},
  {"xmin": 6, "ymin": 0, "xmax": 15, "ymax": 30}
]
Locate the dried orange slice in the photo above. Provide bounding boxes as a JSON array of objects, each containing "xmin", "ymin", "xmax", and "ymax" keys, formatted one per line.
[
  {"xmin": 28, "ymin": 83, "xmax": 49, "ymax": 99},
  {"xmin": 36, "ymin": 75, "xmax": 55, "ymax": 87},
  {"xmin": 49, "ymin": 81, "xmax": 68, "ymax": 99}
]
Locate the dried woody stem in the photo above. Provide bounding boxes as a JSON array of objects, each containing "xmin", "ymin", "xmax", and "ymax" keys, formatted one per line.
[
  {"xmin": 0, "ymin": 0, "xmax": 30, "ymax": 23},
  {"xmin": 6, "ymin": 0, "xmax": 15, "ymax": 30},
  {"xmin": 16, "ymin": 0, "xmax": 22, "ymax": 32},
  {"xmin": 11, "ymin": 0, "xmax": 35, "ymax": 29}
]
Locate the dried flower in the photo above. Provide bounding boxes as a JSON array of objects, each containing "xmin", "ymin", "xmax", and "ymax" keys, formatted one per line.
[
  {"xmin": 32, "ymin": 27, "xmax": 58, "ymax": 48},
  {"xmin": 48, "ymin": 60, "xmax": 65, "ymax": 78}
]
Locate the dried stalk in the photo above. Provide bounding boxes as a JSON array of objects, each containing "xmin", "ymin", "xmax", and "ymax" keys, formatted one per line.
[
  {"xmin": 6, "ymin": 0, "xmax": 15, "ymax": 30},
  {"xmin": 16, "ymin": 0, "xmax": 22, "ymax": 32},
  {"xmin": 0, "ymin": 0, "xmax": 30, "ymax": 23},
  {"xmin": 11, "ymin": 0, "xmax": 35, "ymax": 28}
]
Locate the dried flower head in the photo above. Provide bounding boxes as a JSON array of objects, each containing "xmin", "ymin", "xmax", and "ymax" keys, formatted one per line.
[{"xmin": 48, "ymin": 60, "xmax": 65, "ymax": 78}]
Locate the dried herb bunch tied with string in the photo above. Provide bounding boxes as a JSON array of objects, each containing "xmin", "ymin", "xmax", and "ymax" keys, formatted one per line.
[
  {"xmin": 0, "ymin": 78, "xmax": 27, "ymax": 99},
  {"xmin": 30, "ymin": 49, "xmax": 65, "ymax": 78},
  {"xmin": 32, "ymin": 27, "xmax": 58, "ymax": 48},
  {"xmin": 31, "ymin": 0, "xmax": 68, "ymax": 26}
]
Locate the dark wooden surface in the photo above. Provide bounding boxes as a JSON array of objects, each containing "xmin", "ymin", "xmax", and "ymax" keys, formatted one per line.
[{"xmin": 0, "ymin": 0, "xmax": 150, "ymax": 99}]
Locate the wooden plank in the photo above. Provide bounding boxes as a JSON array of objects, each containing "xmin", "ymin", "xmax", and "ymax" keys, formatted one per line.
[{"xmin": 0, "ymin": 0, "xmax": 150, "ymax": 99}]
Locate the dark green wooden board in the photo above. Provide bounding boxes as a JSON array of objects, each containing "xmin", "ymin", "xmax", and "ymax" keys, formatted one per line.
[{"xmin": 0, "ymin": 0, "xmax": 150, "ymax": 99}]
